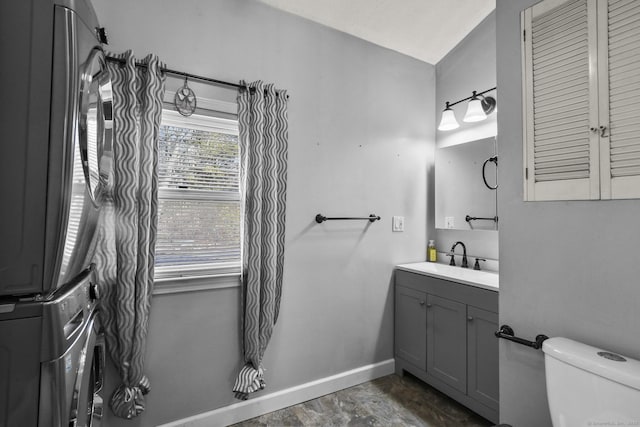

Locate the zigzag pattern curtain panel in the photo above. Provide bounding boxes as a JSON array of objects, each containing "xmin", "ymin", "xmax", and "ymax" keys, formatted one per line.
[
  {"xmin": 233, "ymin": 81, "xmax": 288, "ymax": 400},
  {"xmin": 91, "ymin": 51, "xmax": 165, "ymax": 419}
]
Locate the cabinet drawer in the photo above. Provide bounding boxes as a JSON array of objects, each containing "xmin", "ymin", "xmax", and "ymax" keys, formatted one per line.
[{"xmin": 395, "ymin": 270, "xmax": 498, "ymax": 313}]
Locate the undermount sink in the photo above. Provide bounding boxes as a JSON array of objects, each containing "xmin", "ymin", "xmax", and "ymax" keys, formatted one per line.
[{"xmin": 395, "ymin": 262, "xmax": 499, "ymax": 292}]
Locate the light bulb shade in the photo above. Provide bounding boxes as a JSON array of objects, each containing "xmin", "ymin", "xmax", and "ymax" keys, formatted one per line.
[
  {"xmin": 438, "ymin": 108, "xmax": 459, "ymax": 131},
  {"xmin": 463, "ymin": 98, "xmax": 487, "ymax": 122}
]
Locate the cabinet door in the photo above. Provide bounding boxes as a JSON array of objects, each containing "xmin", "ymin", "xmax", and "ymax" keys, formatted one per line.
[
  {"xmin": 598, "ymin": 0, "xmax": 640, "ymax": 199},
  {"xmin": 426, "ymin": 294, "xmax": 467, "ymax": 393},
  {"xmin": 522, "ymin": 0, "xmax": 601, "ymax": 201},
  {"xmin": 467, "ymin": 306, "xmax": 499, "ymax": 410},
  {"xmin": 395, "ymin": 286, "xmax": 426, "ymax": 369}
]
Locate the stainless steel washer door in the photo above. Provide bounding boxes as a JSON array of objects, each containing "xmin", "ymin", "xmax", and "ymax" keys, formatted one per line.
[
  {"xmin": 68, "ymin": 312, "xmax": 104, "ymax": 427},
  {"xmin": 91, "ymin": 330, "xmax": 105, "ymax": 427},
  {"xmin": 38, "ymin": 310, "xmax": 104, "ymax": 427}
]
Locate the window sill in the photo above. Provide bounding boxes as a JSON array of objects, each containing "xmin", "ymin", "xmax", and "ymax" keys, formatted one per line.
[{"xmin": 153, "ymin": 268, "xmax": 241, "ymax": 295}]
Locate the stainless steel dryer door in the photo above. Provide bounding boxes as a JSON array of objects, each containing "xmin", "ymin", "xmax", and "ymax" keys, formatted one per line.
[
  {"xmin": 44, "ymin": 6, "xmax": 113, "ymax": 294},
  {"xmin": 56, "ymin": 46, "xmax": 113, "ymax": 287},
  {"xmin": 79, "ymin": 47, "xmax": 113, "ymax": 207}
]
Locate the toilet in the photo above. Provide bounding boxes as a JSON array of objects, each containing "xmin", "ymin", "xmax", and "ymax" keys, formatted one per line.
[{"xmin": 543, "ymin": 337, "xmax": 640, "ymax": 426}]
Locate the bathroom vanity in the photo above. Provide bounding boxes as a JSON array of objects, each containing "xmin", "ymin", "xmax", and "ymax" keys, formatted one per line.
[{"xmin": 394, "ymin": 262, "xmax": 499, "ymax": 423}]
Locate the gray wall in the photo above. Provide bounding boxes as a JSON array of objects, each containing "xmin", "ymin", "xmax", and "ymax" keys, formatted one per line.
[
  {"xmin": 92, "ymin": 0, "xmax": 435, "ymax": 425},
  {"xmin": 496, "ymin": 1, "xmax": 640, "ymax": 425},
  {"xmin": 434, "ymin": 12, "xmax": 499, "ymax": 263}
]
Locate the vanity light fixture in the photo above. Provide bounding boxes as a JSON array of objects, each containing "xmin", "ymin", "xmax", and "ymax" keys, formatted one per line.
[
  {"xmin": 438, "ymin": 87, "xmax": 497, "ymax": 131},
  {"xmin": 437, "ymin": 102, "xmax": 459, "ymax": 131},
  {"xmin": 463, "ymin": 90, "xmax": 496, "ymax": 122}
]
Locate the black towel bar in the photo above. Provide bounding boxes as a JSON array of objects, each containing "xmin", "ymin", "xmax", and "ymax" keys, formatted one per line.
[
  {"xmin": 495, "ymin": 325, "xmax": 549, "ymax": 350},
  {"xmin": 466, "ymin": 215, "xmax": 498, "ymax": 223},
  {"xmin": 315, "ymin": 214, "xmax": 381, "ymax": 224}
]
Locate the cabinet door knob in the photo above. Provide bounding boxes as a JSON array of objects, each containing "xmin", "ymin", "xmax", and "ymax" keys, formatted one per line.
[
  {"xmin": 419, "ymin": 300, "xmax": 425, "ymax": 305},
  {"xmin": 600, "ymin": 125, "xmax": 608, "ymax": 137},
  {"xmin": 467, "ymin": 316, "xmax": 474, "ymax": 321}
]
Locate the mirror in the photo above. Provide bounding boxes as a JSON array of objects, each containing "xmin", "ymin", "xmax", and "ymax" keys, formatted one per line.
[{"xmin": 435, "ymin": 137, "xmax": 498, "ymax": 231}]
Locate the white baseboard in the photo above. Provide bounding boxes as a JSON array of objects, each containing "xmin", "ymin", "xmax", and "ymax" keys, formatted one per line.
[{"xmin": 158, "ymin": 359, "xmax": 395, "ymax": 427}]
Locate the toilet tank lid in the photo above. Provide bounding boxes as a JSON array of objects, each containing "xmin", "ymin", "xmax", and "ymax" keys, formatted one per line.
[{"xmin": 543, "ymin": 337, "xmax": 640, "ymax": 391}]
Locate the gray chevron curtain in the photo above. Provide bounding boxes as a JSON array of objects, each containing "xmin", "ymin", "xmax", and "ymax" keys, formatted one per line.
[
  {"xmin": 233, "ymin": 81, "xmax": 288, "ymax": 400},
  {"xmin": 91, "ymin": 51, "xmax": 165, "ymax": 419}
]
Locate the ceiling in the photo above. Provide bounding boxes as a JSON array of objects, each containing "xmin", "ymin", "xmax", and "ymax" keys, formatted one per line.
[{"xmin": 257, "ymin": 0, "xmax": 496, "ymax": 65}]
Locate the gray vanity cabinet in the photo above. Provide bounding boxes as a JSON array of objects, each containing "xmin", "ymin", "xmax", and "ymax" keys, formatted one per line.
[
  {"xmin": 394, "ymin": 269, "xmax": 499, "ymax": 423},
  {"xmin": 426, "ymin": 294, "xmax": 467, "ymax": 393},
  {"xmin": 395, "ymin": 286, "xmax": 427, "ymax": 369},
  {"xmin": 467, "ymin": 306, "xmax": 499, "ymax": 410}
]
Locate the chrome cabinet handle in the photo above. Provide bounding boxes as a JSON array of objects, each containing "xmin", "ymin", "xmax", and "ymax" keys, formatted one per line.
[
  {"xmin": 419, "ymin": 300, "xmax": 425, "ymax": 306},
  {"xmin": 590, "ymin": 125, "xmax": 609, "ymax": 137},
  {"xmin": 467, "ymin": 316, "xmax": 474, "ymax": 321},
  {"xmin": 600, "ymin": 125, "xmax": 608, "ymax": 137}
]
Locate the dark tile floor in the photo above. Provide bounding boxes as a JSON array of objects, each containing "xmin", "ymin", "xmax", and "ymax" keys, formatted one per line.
[{"xmin": 230, "ymin": 373, "xmax": 493, "ymax": 427}]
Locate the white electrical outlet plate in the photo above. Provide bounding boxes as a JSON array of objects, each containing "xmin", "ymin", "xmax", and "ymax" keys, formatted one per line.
[
  {"xmin": 445, "ymin": 216, "xmax": 455, "ymax": 229},
  {"xmin": 392, "ymin": 216, "xmax": 405, "ymax": 232}
]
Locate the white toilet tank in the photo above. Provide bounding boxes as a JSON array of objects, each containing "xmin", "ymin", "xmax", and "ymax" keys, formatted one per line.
[{"xmin": 543, "ymin": 337, "xmax": 640, "ymax": 427}]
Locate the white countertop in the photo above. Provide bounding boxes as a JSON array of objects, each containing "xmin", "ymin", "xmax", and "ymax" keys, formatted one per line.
[{"xmin": 396, "ymin": 262, "xmax": 499, "ymax": 292}]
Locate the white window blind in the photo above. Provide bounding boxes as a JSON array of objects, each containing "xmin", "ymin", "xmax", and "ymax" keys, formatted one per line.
[{"xmin": 155, "ymin": 110, "xmax": 240, "ymax": 278}]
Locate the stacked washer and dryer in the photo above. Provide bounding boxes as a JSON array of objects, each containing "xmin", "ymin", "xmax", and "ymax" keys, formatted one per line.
[{"xmin": 0, "ymin": 1, "xmax": 112, "ymax": 426}]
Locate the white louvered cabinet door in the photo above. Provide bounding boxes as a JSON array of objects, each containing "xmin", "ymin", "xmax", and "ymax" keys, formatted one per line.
[
  {"xmin": 522, "ymin": 0, "xmax": 601, "ymax": 201},
  {"xmin": 598, "ymin": 0, "xmax": 640, "ymax": 199}
]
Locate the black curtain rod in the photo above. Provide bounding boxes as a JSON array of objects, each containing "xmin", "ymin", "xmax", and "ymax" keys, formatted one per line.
[
  {"xmin": 106, "ymin": 55, "xmax": 242, "ymax": 89},
  {"xmin": 105, "ymin": 55, "xmax": 289, "ymax": 98},
  {"xmin": 447, "ymin": 86, "xmax": 497, "ymax": 108}
]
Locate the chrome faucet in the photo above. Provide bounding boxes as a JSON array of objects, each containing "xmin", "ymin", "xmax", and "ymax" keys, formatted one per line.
[{"xmin": 447, "ymin": 241, "xmax": 468, "ymax": 268}]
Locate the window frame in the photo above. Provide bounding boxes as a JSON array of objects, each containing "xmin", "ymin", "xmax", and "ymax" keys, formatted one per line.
[{"xmin": 154, "ymin": 108, "xmax": 242, "ymax": 286}]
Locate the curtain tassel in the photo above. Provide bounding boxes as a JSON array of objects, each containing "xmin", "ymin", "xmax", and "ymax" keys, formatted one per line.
[
  {"xmin": 109, "ymin": 375, "xmax": 151, "ymax": 419},
  {"xmin": 232, "ymin": 363, "xmax": 265, "ymax": 400}
]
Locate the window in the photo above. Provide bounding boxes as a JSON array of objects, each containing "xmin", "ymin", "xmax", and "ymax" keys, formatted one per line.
[{"xmin": 155, "ymin": 109, "xmax": 241, "ymax": 279}]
